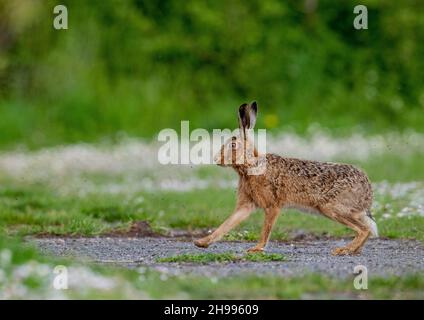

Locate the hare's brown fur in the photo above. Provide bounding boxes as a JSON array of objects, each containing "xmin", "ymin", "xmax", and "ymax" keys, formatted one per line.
[
  {"xmin": 194, "ymin": 102, "xmax": 377, "ymax": 255},
  {"xmin": 235, "ymin": 155, "xmax": 372, "ymax": 211}
]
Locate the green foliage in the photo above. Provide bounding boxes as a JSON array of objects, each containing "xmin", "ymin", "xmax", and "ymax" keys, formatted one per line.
[
  {"xmin": 1, "ymin": 1, "xmax": 424, "ymax": 147},
  {"xmin": 244, "ymin": 252, "xmax": 286, "ymax": 262}
]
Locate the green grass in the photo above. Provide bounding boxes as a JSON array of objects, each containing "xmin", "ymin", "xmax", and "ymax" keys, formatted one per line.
[
  {"xmin": 135, "ymin": 273, "xmax": 424, "ymax": 299},
  {"xmin": 0, "ymin": 180, "xmax": 423, "ymax": 241},
  {"xmin": 0, "ymin": 129, "xmax": 422, "ymax": 240},
  {"xmin": 1, "ymin": 161, "xmax": 421, "ymax": 300},
  {"xmin": 157, "ymin": 252, "xmax": 286, "ymax": 264}
]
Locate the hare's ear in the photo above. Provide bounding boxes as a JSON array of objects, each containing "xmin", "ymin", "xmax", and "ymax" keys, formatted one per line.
[
  {"xmin": 238, "ymin": 101, "xmax": 258, "ymax": 133},
  {"xmin": 249, "ymin": 101, "xmax": 258, "ymax": 129}
]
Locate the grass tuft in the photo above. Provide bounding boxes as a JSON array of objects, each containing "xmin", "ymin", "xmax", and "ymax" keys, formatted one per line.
[{"xmin": 156, "ymin": 252, "xmax": 286, "ymax": 264}]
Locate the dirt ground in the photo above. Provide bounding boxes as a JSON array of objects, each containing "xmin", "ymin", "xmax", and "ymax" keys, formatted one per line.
[{"xmin": 32, "ymin": 237, "xmax": 424, "ymax": 278}]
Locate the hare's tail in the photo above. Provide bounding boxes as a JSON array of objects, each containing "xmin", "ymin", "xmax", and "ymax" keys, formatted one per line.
[{"xmin": 365, "ymin": 210, "xmax": 378, "ymax": 238}]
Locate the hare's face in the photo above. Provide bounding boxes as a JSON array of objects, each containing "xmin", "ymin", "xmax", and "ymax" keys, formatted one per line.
[
  {"xmin": 214, "ymin": 135, "xmax": 256, "ymax": 167},
  {"xmin": 214, "ymin": 101, "xmax": 258, "ymax": 167}
]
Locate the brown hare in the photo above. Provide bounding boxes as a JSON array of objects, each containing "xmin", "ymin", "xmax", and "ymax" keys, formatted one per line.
[{"xmin": 194, "ymin": 101, "xmax": 377, "ymax": 255}]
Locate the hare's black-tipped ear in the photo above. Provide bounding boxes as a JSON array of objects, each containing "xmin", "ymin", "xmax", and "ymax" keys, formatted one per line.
[
  {"xmin": 249, "ymin": 101, "xmax": 258, "ymax": 129},
  {"xmin": 238, "ymin": 103, "xmax": 248, "ymax": 132},
  {"xmin": 238, "ymin": 101, "xmax": 258, "ymax": 132}
]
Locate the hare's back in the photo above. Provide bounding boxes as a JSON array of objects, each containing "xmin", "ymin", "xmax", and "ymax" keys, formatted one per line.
[{"xmin": 266, "ymin": 154, "xmax": 372, "ymax": 206}]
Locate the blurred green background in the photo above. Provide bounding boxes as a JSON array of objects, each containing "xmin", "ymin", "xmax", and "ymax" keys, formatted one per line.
[{"xmin": 0, "ymin": 0, "xmax": 423, "ymax": 148}]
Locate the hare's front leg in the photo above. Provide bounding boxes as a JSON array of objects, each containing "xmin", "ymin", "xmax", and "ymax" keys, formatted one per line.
[
  {"xmin": 194, "ymin": 203, "xmax": 255, "ymax": 248},
  {"xmin": 247, "ymin": 207, "xmax": 280, "ymax": 253}
]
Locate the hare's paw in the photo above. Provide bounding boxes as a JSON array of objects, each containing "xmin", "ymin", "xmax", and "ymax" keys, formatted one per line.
[
  {"xmin": 194, "ymin": 238, "xmax": 210, "ymax": 248},
  {"xmin": 331, "ymin": 246, "xmax": 358, "ymax": 256},
  {"xmin": 247, "ymin": 246, "xmax": 264, "ymax": 253}
]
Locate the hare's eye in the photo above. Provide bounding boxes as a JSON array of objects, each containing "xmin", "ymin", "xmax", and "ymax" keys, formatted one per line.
[{"xmin": 231, "ymin": 142, "xmax": 237, "ymax": 149}]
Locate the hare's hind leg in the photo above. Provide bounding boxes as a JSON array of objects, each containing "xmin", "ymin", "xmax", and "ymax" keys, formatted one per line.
[
  {"xmin": 247, "ymin": 207, "xmax": 280, "ymax": 253},
  {"xmin": 321, "ymin": 206, "xmax": 372, "ymax": 256}
]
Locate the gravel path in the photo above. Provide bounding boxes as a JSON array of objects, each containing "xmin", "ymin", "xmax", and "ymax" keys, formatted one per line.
[{"xmin": 32, "ymin": 237, "xmax": 424, "ymax": 278}]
